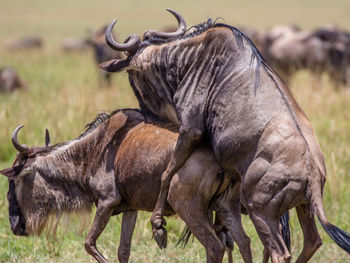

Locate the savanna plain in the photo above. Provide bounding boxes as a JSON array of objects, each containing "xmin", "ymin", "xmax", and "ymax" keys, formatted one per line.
[{"xmin": 0, "ymin": 0, "xmax": 349, "ymax": 262}]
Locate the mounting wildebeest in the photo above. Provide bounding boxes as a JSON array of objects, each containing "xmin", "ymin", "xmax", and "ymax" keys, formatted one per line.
[
  {"xmin": 101, "ymin": 9, "xmax": 350, "ymax": 262},
  {"xmin": 86, "ymin": 25, "xmax": 123, "ymax": 87},
  {"xmin": 0, "ymin": 109, "xmax": 255, "ymax": 263},
  {"xmin": 0, "ymin": 67, "xmax": 26, "ymax": 93}
]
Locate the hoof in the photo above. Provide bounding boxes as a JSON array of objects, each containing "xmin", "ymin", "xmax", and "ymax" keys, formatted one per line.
[
  {"xmin": 154, "ymin": 227, "xmax": 167, "ymax": 249},
  {"xmin": 225, "ymin": 231, "xmax": 234, "ymax": 250}
]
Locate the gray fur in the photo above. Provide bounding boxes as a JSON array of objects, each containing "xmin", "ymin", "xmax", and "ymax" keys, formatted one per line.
[{"xmin": 101, "ymin": 17, "xmax": 349, "ymax": 262}]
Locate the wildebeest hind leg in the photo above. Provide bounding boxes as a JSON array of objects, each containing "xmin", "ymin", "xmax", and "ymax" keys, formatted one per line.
[
  {"xmin": 85, "ymin": 197, "xmax": 121, "ymax": 263},
  {"xmin": 214, "ymin": 183, "xmax": 253, "ymax": 263},
  {"xmin": 151, "ymin": 125, "xmax": 203, "ymax": 249},
  {"xmin": 248, "ymin": 211, "xmax": 291, "ymax": 263},
  {"xmin": 169, "ymin": 196, "xmax": 225, "ymax": 263},
  {"xmin": 118, "ymin": 211, "xmax": 138, "ymax": 263},
  {"xmin": 295, "ymin": 204, "xmax": 322, "ymax": 263}
]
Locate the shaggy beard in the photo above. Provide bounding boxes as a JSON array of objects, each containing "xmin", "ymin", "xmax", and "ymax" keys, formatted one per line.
[{"xmin": 26, "ymin": 206, "xmax": 92, "ymax": 238}]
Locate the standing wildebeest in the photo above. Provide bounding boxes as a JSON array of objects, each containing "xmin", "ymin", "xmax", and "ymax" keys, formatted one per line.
[
  {"xmin": 4, "ymin": 37, "xmax": 43, "ymax": 51},
  {"xmin": 62, "ymin": 37, "xmax": 90, "ymax": 52},
  {"xmin": 262, "ymin": 25, "xmax": 330, "ymax": 83},
  {"xmin": 86, "ymin": 25, "xmax": 123, "ymax": 87},
  {"xmin": 101, "ymin": 9, "xmax": 350, "ymax": 262},
  {"xmin": 0, "ymin": 68, "xmax": 26, "ymax": 93},
  {"xmin": 312, "ymin": 26, "xmax": 350, "ymax": 87},
  {"xmin": 0, "ymin": 109, "xmax": 254, "ymax": 263}
]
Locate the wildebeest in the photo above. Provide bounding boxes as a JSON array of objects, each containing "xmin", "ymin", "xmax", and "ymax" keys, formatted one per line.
[
  {"xmin": 4, "ymin": 37, "xmax": 43, "ymax": 51},
  {"xmin": 0, "ymin": 68, "xmax": 26, "ymax": 93},
  {"xmin": 262, "ymin": 25, "xmax": 331, "ymax": 83},
  {"xmin": 101, "ymin": 9, "xmax": 350, "ymax": 262},
  {"xmin": 0, "ymin": 109, "xmax": 255, "ymax": 263},
  {"xmin": 86, "ymin": 25, "xmax": 123, "ymax": 87},
  {"xmin": 311, "ymin": 26, "xmax": 350, "ymax": 87},
  {"xmin": 62, "ymin": 37, "xmax": 90, "ymax": 52}
]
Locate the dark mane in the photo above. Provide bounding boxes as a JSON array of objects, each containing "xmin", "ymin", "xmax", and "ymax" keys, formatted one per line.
[
  {"xmin": 138, "ymin": 19, "xmax": 216, "ymax": 50},
  {"xmin": 78, "ymin": 112, "xmax": 111, "ymax": 139},
  {"xmin": 79, "ymin": 108, "xmax": 168, "ymax": 139},
  {"xmin": 37, "ymin": 108, "xmax": 169, "ymax": 156}
]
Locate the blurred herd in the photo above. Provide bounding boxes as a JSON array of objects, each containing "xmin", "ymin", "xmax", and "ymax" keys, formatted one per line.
[{"xmin": 242, "ymin": 24, "xmax": 350, "ymax": 86}]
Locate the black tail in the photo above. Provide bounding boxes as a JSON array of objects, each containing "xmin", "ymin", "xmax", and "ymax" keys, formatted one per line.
[
  {"xmin": 319, "ymin": 219, "xmax": 350, "ymax": 254},
  {"xmin": 310, "ymin": 174, "xmax": 350, "ymax": 254},
  {"xmin": 176, "ymin": 225, "xmax": 192, "ymax": 247},
  {"xmin": 280, "ymin": 211, "xmax": 291, "ymax": 251}
]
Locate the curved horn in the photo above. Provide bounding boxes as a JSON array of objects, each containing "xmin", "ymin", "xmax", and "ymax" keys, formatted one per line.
[
  {"xmin": 105, "ymin": 19, "xmax": 141, "ymax": 54},
  {"xmin": 45, "ymin": 128, "xmax": 51, "ymax": 147},
  {"xmin": 12, "ymin": 125, "xmax": 29, "ymax": 154},
  {"xmin": 143, "ymin": 9, "xmax": 187, "ymax": 40}
]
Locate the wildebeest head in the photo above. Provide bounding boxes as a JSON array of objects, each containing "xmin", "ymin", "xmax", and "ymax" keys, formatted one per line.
[
  {"xmin": 0, "ymin": 126, "xmax": 51, "ymax": 236},
  {"xmin": 100, "ymin": 9, "xmax": 190, "ymax": 122},
  {"xmin": 100, "ymin": 9, "xmax": 186, "ymax": 69}
]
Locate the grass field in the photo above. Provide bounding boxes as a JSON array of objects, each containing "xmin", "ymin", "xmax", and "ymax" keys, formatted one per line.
[{"xmin": 0, "ymin": 0, "xmax": 350, "ymax": 262}]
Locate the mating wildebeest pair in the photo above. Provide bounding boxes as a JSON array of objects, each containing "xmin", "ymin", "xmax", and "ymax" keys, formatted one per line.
[
  {"xmin": 1, "ymin": 109, "xmax": 258, "ymax": 263},
  {"xmin": 100, "ymin": 9, "xmax": 350, "ymax": 262}
]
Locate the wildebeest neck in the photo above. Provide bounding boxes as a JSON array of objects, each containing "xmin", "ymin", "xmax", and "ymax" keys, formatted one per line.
[{"xmin": 131, "ymin": 26, "xmax": 257, "ymax": 125}]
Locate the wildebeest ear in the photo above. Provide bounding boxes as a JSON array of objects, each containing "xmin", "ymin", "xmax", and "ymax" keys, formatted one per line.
[
  {"xmin": 0, "ymin": 165, "xmax": 24, "ymax": 179},
  {"xmin": 99, "ymin": 59, "xmax": 138, "ymax": 72}
]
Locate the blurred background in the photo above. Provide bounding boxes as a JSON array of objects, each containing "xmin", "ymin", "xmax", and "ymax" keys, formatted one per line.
[{"xmin": 0, "ymin": 0, "xmax": 349, "ymax": 262}]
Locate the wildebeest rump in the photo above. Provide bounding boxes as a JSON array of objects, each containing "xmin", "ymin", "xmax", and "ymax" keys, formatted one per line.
[
  {"xmin": 0, "ymin": 109, "xmax": 254, "ymax": 263},
  {"xmin": 101, "ymin": 10, "xmax": 350, "ymax": 262}
]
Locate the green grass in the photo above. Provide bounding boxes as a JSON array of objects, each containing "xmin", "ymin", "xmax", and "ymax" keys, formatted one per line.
[{"xmin": 0, "ymin": 0, "xmax": 350, "ymax": 262}]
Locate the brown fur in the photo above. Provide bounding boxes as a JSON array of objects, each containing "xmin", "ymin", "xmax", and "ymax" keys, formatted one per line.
[{"xmin": 1, "ymin": 109, "xmax": 252, "ymax": 263}]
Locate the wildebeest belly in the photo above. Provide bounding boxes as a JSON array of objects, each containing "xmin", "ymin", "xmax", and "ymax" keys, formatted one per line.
[{"xmin": 114, "ymin": 123, "xmax": 177, "ymax": 213}]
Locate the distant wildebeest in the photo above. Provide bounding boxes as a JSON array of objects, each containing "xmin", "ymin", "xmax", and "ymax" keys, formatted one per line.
[
  {"xmin": 261, "ymin": 24, "xmax": 350, "ymax": 87},
  {"xmin": 0, "ymin": 68, "xmax": 26, "ymax": 93},
  {"xmin": 62, "ymin": 37, "xmax": 90, "ymax": 52},
  {"xmin": 86, "ymin": 25, "xmax": 123, "ymax": 87},
  {"xmin": 312, "ymin": 26, "xmax": 350, "ymax": 87},
  {"xmin": 101, "ymin": 9, "xmax": 350, "ymax": 262},
  {"xmin": 262, "ymin": 25, "xmax": 331, "ymax": 83},
  {"xmin": 0, "ymin": 109, "xmax": 256, "ymax": 263},
  {"xmin": 4, "ymin": 37, "xmax": 43, "ymax": 51}
]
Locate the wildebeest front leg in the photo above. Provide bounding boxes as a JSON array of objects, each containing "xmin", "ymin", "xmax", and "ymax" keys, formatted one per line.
[
  {"xmin": 85, "ymin": 198, "xmax": 121, "ymax": 263},
  {"xmin": 151, "ymin": 124, "xmax": 204, "ymax": 249},
  {"xmin": 118, "ymin": 211, "xmax": 138, "ymax": 263}
]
